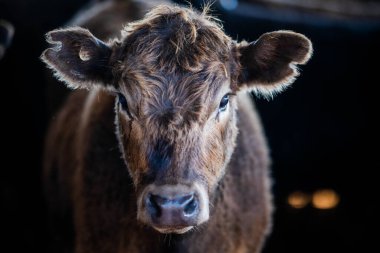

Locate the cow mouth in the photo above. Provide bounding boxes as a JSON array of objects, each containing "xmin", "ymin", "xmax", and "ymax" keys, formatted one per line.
[{"xmin": 152, "ymin": 225, "xmax": 194, "ymax": 234}]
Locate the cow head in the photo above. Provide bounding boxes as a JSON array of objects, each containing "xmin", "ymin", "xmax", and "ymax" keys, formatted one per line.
[{"xmin": 42, "ymin": 5, "xmax": 312, "ymax": 234}]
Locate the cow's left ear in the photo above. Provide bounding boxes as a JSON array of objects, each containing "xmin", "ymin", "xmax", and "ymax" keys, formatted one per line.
[
  {"xmin": 236, "ymin": 30, "xmax": 312, "ymax": 96},
  {"xmin": 41, "ymin": 27, "xmax": 116, "ymax": 90}
]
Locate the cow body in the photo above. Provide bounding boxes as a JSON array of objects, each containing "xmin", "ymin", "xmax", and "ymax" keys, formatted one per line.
[
  {"xmin": 45, "ymin": 89, "xmax": 271, "ymax": 253},
  {"xmin": 42, "ymin": 2, "xmax": 311, "ymax": 253}
]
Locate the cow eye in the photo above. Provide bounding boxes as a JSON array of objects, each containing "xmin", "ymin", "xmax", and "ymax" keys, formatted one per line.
[
  {"xmin": 117, "ymin": 93, "xmax": 132, "ymax": 117},
  {"xmin": 219, "ymin": 94, "xmax": 229, "ymax": 112}
]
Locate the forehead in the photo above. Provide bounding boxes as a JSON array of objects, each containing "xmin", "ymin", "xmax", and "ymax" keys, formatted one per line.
[
  {"xmin": 121, "ymin": 63, "xmax": 230, "ymax": 128},
  {"xmin": 119, "ymin": 5, "xmax": 233, "ymax": 73}
]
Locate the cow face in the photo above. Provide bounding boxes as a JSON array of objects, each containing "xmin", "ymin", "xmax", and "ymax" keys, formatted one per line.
[{"xmin": 42, "ymin": 5, "xmax": 312, "ymax": 234}]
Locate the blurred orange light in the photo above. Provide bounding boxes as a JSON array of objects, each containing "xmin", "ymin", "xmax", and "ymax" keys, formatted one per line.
[
  {"xmin": 312, "ymin": 189, "xmax": 340, "ymax": 210},
  {"xmin": 288, "ymin": 191, "xmax": 310, "ymax": 209}
]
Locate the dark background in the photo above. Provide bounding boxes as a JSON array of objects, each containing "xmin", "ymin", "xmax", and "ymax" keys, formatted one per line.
[{"xmin": 1, "ymin": 0, "xmax": 379, "ymax": 252}]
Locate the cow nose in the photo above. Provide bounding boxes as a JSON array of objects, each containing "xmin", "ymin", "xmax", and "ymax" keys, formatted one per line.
[{"xmin": 146, "ymin": 193, "xmax": 199, "ymax": 227}]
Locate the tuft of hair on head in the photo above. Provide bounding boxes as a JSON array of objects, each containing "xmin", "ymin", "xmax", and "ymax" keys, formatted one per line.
[{"xmin": 200, "ymin": 1, "xmax": 223, "ymax": 28}]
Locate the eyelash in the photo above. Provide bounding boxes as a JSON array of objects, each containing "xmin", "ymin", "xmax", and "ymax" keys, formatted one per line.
[
  {"xmin": 117, "ymin": 93, "xmax": 133, "ymax": 118},
  {"xmin": 219, "ymin": 94, "xmax": 229, "ymax": 112},
  {"xmin": 218, "ymin": 92, "xmax": 235, "ymax": 113}
]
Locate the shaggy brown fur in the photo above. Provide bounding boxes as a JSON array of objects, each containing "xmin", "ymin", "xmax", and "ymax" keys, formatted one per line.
[{"xmin": 42, "ymin": 2, "xmax": 312, "ymax": 253}]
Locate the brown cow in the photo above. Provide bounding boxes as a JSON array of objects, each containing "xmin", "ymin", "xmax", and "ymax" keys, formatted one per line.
[
  {"xmin": 42, "ymin": 4, "xmax": 312, "ymax": 253},
  {"xmin": 0, "ymin": 20, "xmax": 14, "ymax": 60}
]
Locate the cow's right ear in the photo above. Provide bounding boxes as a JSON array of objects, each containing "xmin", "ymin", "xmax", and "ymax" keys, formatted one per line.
[{"xmin": 41, "ymin": 27, "xmax": 115, "ymax": 90}]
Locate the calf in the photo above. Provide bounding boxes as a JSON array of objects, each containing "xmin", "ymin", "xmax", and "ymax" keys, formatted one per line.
[
  {"xmin": 42, "ymin": 4, "xmax": 312, "ymax": 253},
  {"xmin": 0, "ymin": 20, "xmax": 14, "ymax": 60}
]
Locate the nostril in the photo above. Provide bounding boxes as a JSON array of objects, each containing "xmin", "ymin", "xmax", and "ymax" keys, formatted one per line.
[
  {"xmin": 147, "ymin": 193, "xmax": 199, "ymax": 220},
  {"xmin": 147, "ymin": 194, "xmax": 161, "ymax": 217},
  {"xmin": 183, "ymin": 197, "xmax": 198, "ymax": 217}
]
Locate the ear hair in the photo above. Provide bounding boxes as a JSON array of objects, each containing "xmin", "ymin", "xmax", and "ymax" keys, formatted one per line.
[
  {"xmin": 41, "ymin": 27, "xmax": 116, "ymax": 90},
  {"xmin": 237, "ymin": 30, "xmax": 313, "ymax": 98}
]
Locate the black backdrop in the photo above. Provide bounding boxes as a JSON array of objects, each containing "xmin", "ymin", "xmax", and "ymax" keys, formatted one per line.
[{"xmin": 0, "ymin": 0, "xmax": 379, "ymax": 252}]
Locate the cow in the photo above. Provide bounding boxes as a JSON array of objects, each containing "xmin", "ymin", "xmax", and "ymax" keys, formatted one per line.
[
  {"xmin": 42, "ymin": 4, "xmax": 312, "ymax": 253},
  {"xmin": 0, "ymin": 20, "xmax": 14, "ymax": 60}
]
